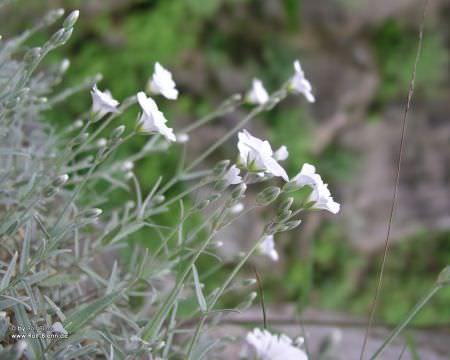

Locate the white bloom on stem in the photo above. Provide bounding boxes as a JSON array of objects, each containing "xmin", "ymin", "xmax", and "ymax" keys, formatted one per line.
[
  {"xmin": 224, "ymin": 164, "xmax": 242, "ymax": 185},
  {"xmin": 176, "ymin": 133, "xmax": 189, "ymax": 143},
  {"xmin": 51, "ymin": 322, "xmax": 68, "ymax": 335},
  {"xmin": 274, "ymin": 145, "xmax": 289, "ymax": 161},
  {"xmin": 122, "ymin": 161, "xmax": 134, "ymax": 172},
  {"xmin": 258, "ymin": 235, "xmax": 279, "ymax": 261},
  {"xmin": 247, "ymin": 78, "xmax": 269, "ymax": 105},
  {"xmin": 147, "ymin": 62, "xmax": 178, "ymax": 100},
  {"xmin": 289, "ymin": 60, "xmax": 315, "ymax": 103},
  {"xmin": 96, "ymin": 138, "xmax": 107, "ymax": 147},
  {"xmin": 90, "ymin": 84, "xmax": 120, "ymax": 117},
  {"xmin": 246, "ymin": 328, "xmax": 308, "ymax": 360},
  {"xmin": 137, "ymin": 92, "xmax": 176, "ymax": 142},
  {"xmin": 237, "ymin": 130, "xmax": 288, "ymax": 181},
  {"xmin": 293, "ymin": 163, "xmax": 340, "ymax": 214},
  {"xmin": 230, "ymin": 202, "xmax": 244, "ymax": 214}
]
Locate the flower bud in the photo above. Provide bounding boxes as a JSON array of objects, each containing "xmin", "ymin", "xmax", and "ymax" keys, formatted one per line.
[
  {"xmin": 194, "ymin": 199, "xmax": 210, "ymax": 211},
  {"xmin": 62, "ymin": 10, "xmax": 80, "ymax": 29},
  {"xmin": 256, "ymin": 186, "xmax": 280, "ymax": 206},
  {"xmin": 153, "ymin": 195, "xmax": 165, "ymax": 204},
  {"xmin": 80, "ymin": 208, "xmax": 103, "ymax": 219},
  {"xmin": 96, "ymin": 138, "xmax": 107, "ymax": 147},
  {"xmin": 111, "ymin": 125, "xmax": 125, "ymax": 139},
  {"xmin": 49, "ymin": 28, "xmax": 65, "ymax": 45},
  {"xmin": 24, "ymin": 47, "xmax": 41, "ymax": 66},
  {"xmin": 276, "ymin": 209, "xmax": 292, "ymax": 223},
  {"xmin": 437, "ymin": 266, "xmax": 450, "ymax": 286},
  {"xmin": 282, "ymin": 219, "xmax": 302, "ymax": 232},
  {"xmin": 282, "ymin": 180, "xmax": 302, "ymax": 193},
  {"xmin": 278, "ymin": 197, "xmax": 294, "ymax": 213},
  {"xmin": 74, "ymin": 119, "xmax": 83, "ymax": 128},
  {"xmin": 213, "ymin": 179, "xmax": 229, "ymax": 192},
  {"xmin": 51, "ymin": 174, "xmax": 69, "ymax": 188},
  {"xmin": 207, "ymin": 194, "xmax": 221, "ymax": 203},
  {"xmin": 213, "ymin": 160, "xmax": 230, "ymax": 177},
  {"xmin": 43, "ymin": 8, "xmax": 65, "ymax": 26},
  {"xmin": 231, "ymin": 183, "xmax": 247, "ymax": 200},
  {"xmin": 54, "ymin": 28, "xmax": 73, "ymax": 46},
  {"xmin": 60, "ymin": 59, "xmax": 70, "ymax": 73},
  {"xmin": 241, "ymin": 278, "xmax": 257, "ymax": 287}
]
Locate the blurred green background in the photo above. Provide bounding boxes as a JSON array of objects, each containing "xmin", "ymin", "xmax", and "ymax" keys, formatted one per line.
[{"xmin": 2, "ymin": 0, "xmax": 449, "ymax": 330}]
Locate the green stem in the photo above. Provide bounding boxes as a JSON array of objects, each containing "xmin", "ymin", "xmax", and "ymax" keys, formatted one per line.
[
  {"xmin": 370, "ymin": 284, "xmax": 442, "ymax": 360},
  {"xmin": 186, "ymin": 236, "xmax": 264, "ymax": 359}
]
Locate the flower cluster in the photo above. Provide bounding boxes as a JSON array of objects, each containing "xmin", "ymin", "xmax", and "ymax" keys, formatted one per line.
[{"xmin": 246, "ymin": 328, "xmax": 308, "ymax": 360}]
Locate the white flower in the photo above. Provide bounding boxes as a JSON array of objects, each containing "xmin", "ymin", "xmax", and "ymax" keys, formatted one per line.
[
  {"xmin": 289, "ymin": 60, "xmax": 315, "ymax": 103},
  {"xmin": 274, "ymin": 145, "xmax": 289, "ymax": 161},
  {"xmin": 137, "ymin": 92, "xmax": 176, "ymax": 142},
  {"xmin": 96, "ymin": 138, "xmax": 107, "ymax": 147},
  {"xmin": 60, "ymin": 58, "xmax": 70, "ymax": 73},
  {"xmin": 122, "ymin": 161, "xmax": 134, "ymax": 172},
  {"xmin": 246, "ymin": 328, "xmax": 308, "ymax": 360},
  {"xmin": 51, "ymin": 322, "xmax": 68, "ymax": 335},
  {"xmin": 247, "ymin": 78, "xmax": 269, "ymax": 105},
  {"xmin": 74, "ymin": 119, "xmax": 83, "ymax": 128},
  {"xmin": 147, "ymin": 62, "xmax": 178, "ymax": 100},
  {"xmin": 90, "ymin": 84, "xmax": 120, "ymax": 117},
  {"xmin": 237, "ymin": 130, "xmax": 288, "ymax": 181},
  {"xmin": 230, "ymin": 202, "xmax": 244, "ymax": 214},
  {"xmin": 224, "ymin": 164, "xmax": 242, "ymax": 185},
  {"xmin": 258, "ymin": 235, "xmax": 279, "ymax": 261},
  {"xmin": 293, "ymin": 163, "xmax": 340, "ymax": 214},
  {"xmin": 176, "ymin": 133, "xmax": 189, "ymax": 143}
]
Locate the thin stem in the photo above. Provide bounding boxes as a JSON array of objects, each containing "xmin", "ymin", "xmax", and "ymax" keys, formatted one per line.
[
  {"xmin": 186, "ymin": 236, "xmax": 264, "ymax": 359},
  {"xmin": 370, "ymin": 284, "xmax": 441, "ymax": 360},
  {"xmin": 359, "ymin": 2, "xmax": 427, "ymax": 358}
]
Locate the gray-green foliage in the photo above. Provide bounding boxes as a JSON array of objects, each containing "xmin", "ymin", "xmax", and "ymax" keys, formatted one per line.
[{"xmin": 0, "ymin": 9, "xmax": 317, "ymax": 359}]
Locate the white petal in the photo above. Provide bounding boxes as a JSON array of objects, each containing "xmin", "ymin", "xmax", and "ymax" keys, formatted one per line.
[{"xmin": 274, "ymin": 145, "xmax": 289, "ymax": 161}]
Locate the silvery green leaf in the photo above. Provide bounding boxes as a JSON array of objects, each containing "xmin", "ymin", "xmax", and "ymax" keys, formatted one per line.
[
  {"xmin": 191, "ymin": 264, "xmax": 207, "ymax": 313},
  {"xmin": 63, "ymin": 290, "xmax": 121, "ymax": 334},
  {"xmin": 1, "ymin": 251, "xmax": 18, "ymax": 290}
]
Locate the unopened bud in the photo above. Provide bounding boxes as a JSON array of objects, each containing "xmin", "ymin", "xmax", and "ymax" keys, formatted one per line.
[
  {"xmin": 278, "ymin": 197, "xmax": 294, "ymax": 213},
  {"xmin": 62, "ymin": 10, "xmax": 80, "ymax": 29},
  {"xmin": 213, "ymin": 160, "xmax": 230, "ymax": 177},
  {"xmin": 24, "ymin": 47, "xmax": 41, "ymax": 66},
  {"xmin": 213, "ymin": 179, "xmax": 229, "ymax": 192},
  {"xmin": 55, "ymin": 28, "xmax": 73, "ymax": 46},
  {"xmin": 194, "ymin": 199, "xmax": 210, "ymax": 211},
  {"xmin": 60, "ymin": 59, "xmax": 70, "ymax": 73},
  {"xmin": 256, "ymin": 186, "xmax": 281, "ymax": 206},
  {"xmin": 52, "ymin": 174, "xmax": 69, "ymax": 187},
  {"xmin": 282, "ymin": 180, "xmax": 302, "ymax": 193},
  {"xmin": 111, "ymin": 125, "xmax": 125, "ymax": 139},
  {"xmin": 282, "ymin": 219, "xmax": 302, "ymax": 232},
  {"xmin": 437, "ymin": 266, "xmax": 450, "ymax": 286},
  {"xmin": 96, "ymin": 138, "xmax": 107, "ymax": 147},
  {"xmin": 49, "ymin": 28, "xmax": 65, "ymax": 45},
  {"xmin": 231, "ymin": 183, "xmax": 247, "ymax": 200},
  {"xmin": 43, "ymin": 9, "xmax": 65, "ymax": 26},
  {"xmin": 80, "ymin": 208, "xmax": 102, "ymax": 219}
]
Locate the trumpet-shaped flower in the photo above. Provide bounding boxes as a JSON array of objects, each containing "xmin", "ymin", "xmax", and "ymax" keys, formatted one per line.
[
  {"xmin": 293, "ymin": 163, "xmax": 340, "ymax": 214},
  {"xmin": 259, "ymin": 235, "xmax": 279, "ymax": 261},
  {"xmin": 91, "ymin": 84, "xmax": 120, "ymax": 117},
  {"xmin": 246, "ymin": 328, "xmax": 308, "ymax": 360},
  {"xmin": 237, "ymin": 130, "xmax": 288, "ymax": 181},
  {"xmin": 247, "ymin": 78, "xmax": 269, "ymax": 105},
  {"xmin": 224, "ymin": 164, "xmax": 242, "ymax": 185},
  {"xmin": 137, "ymin": 92, "xmax": 176, "ymax": 142},
  {"xmin": 274, "ymin": 145, "xmax": 289, "ymax": 161},
  {"xmin": 289, "ymin": 60, "xmax": 315, "ymax": 103},
  {"xmin": 147, "ymin": 62, "xmax": 178, "ymax": 100}
]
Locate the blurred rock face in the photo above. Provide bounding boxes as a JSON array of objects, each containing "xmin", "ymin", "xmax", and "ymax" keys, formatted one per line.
[{"xmin": 341, "ymin": 101, "xmax": 450, "ymax": 252}]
